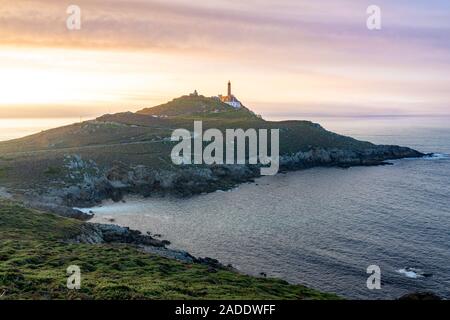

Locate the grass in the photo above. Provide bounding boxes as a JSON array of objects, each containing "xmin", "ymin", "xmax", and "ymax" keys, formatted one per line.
[
  {"xmin": 0, "ymin": 167, "xmax": 9, "ymax": 180},
  {"xmin": 137, "ymin": 95, "xmax": 258, "ymax": 120},
  {"xmin": 44, "ymin": 166, "xmax": 63, "ymax": 176},
  {"xmin": 0, "ymin": 200, "xmax": 339, "ymax": 300}
]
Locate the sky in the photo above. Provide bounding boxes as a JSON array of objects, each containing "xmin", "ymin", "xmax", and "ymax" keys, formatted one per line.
[{"xmin": 0, "ymin": 0, "xmax": 449, "ymax": 118}]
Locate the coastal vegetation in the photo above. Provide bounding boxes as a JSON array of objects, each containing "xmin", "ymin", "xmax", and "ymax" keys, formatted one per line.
[{"xmin": 0, "ymin": 200, "xmax": 338, "ymax": 300}]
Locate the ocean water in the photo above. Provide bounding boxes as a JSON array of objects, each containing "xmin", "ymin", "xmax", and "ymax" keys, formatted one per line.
[
  {"xmin": 80, "ymin": 116, "xmax": 449, "ymax": 299},
  {"xmin": 0, "ymin": 118, "xmax": 86, "ymax": 141}
]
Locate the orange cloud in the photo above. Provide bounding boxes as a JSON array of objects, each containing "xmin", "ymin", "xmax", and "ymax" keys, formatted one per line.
[{"xmin": 0, "ymin": 0, "xmax": 449, "ymax": 117}]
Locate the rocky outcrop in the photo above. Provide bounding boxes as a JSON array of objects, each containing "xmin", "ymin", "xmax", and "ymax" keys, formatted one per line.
[
  {"xmin": 19, "ymin": 145, "xmax": 425, "ymax": 215},
  {"xmin": 26, "ymin": 202, "xmax": 93, "ymax": 221},
  {"xmin": 95, "ymin": 223, "xmax": 170, "ymax": 247},
  {"xmin": 49, "ymin": 161, "xmax": 258, "ymax": 208},
  {"xmin": 141, "ymin": 246, "xmax": 196, "ymax": 263},
  {"xmin": 70, "ymin": 223, "xmax": 168, "ymax": 247},
  {"xmin": 58, "ymin": 146, "xmax": 423, "ymax": 208},
  {"xmin": 280, "ymin": 146, "xmax": 424, "ymax": 170},
  {"xmin": 70, "ymin": 222, "xmax": 234, "ymax": 269},
  {"xmin": 0, "ymin": 187, "xmax": 13, "ymax": 199},
  {"xmin": 193, "ymin": 256, "xmax": 234, "ymax": 271}
]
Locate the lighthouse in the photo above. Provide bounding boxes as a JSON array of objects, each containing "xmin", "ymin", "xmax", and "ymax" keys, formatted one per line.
[{"xmin": 219, "ymin": 81, "xmax": 242, "ymax": 109}]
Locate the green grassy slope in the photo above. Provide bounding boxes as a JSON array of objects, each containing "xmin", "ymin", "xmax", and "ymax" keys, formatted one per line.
[
  {"xmin": 137, "ymin": 95, "xmax": 258, "ymax": 120},
  {"xmin": 0, "ymin": 200, "xmax": 338, "ymax": 300},
  {"xmin": 0, "ymin": 96, "xmax": 377, "ymax": 189},
  {"xmin": 0, "ymin": 96, "xmax": 372, "ymax": 156}
]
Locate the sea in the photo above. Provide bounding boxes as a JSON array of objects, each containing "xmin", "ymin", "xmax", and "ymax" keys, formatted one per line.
[
  {"xmin": 3, "ymin": 116, "xmax": 450, "ymax": 299},
  {"xmin": 0, "ymin": 118, "xmax": 83, "ymax": 141}
]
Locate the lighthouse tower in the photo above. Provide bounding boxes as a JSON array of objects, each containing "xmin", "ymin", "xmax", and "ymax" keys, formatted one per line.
[{"xmin": 219, "ymin": 81, "xmax": 242, "ymax": 109}]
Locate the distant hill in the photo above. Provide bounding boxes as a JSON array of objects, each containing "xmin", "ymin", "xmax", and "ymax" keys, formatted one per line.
[
  {"xmin": 0, "ymin": 94, "xmax": 423, "ymax": 207},
  {"xmin": 0, "ymin": 95, "xmax": 371, "ymax": 156}
]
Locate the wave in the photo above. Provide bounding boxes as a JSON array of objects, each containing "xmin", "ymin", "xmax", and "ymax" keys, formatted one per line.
[
  {"xmin": 423, "ymin": 153, "xmax": 449, "ymax": 160},
  {"xmin": 397, "ymin": 267, "xmax": 432, "ymax": 279}
]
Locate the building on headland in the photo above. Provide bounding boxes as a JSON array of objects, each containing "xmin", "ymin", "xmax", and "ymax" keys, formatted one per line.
[{"xmin": 218, "ymin": 81, "xmax": 242, "ymax": 108}]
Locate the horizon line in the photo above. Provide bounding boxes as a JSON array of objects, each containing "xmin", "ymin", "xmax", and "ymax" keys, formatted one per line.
[{"xmin": 2, "ymin": 113, "xmax": 450, "ymax": 120}]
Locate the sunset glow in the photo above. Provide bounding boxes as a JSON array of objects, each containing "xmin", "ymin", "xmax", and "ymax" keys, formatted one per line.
[{"xmin": 0, "ymin": 0, "xmax": 449, "ymax": 118}]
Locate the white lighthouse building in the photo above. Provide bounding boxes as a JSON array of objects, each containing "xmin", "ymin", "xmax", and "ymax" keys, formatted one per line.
[{"xmin": 218, "ymin": 81, "xmax": 242, "ymax": 108}]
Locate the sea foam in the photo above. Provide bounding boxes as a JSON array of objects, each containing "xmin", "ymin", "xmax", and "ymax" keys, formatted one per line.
[{"xmin": 424, "ymin": 153, "xmax": 449, "ymax": 160}]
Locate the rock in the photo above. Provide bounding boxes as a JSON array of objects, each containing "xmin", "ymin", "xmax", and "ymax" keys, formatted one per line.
[
  {"xmin": 27, "ymin": 202, "xmax": 93, "ymax": 221},
  {"xmin": 109, "ymin": 188, "xmax": 123, "ymax": 202},
  {"xmin": 398, "ymin": 292, "xmax": 442, "ymax": 300},
  {"xmin": 93, "ymin": 223, "xmax": 166, "ymax": 247},
  {"xmin": 0, "ymin": 187, "xmax": 13, "ymax": 199},
  {"xmin": 68, "ymin": 222, "xmax": 234, "ymax": 272},
  {"xmin": 73, "ymin": 222, "xmax": 168, "ymax": 246},
  {"xmin": 106, "ymin": 161, "xmax": 131, "ymax": 186},
  {"xmin": 140, "ymin": 246, "xmax": 196, "ymax": 263},
  {"xmin": 207, "ymin": 267, "xmax": 217, "ymax": 273},
  {"xmin": 193, "ymin": 256, "xmax": 232, "ymax": 270},
  {"xmin": 280, "ymin": 146, "xmax": 423, "ymax": 170},
  {"xmin": 69, "ymin": 224, "xmax": 104, "ymax": 244}
]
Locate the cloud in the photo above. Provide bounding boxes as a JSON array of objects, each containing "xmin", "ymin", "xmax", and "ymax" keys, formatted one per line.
[
  {"xmin": 1, "ymin": 0, "xmax": 449, "ymax": 56},
  {"xmin": 0, "ymin": 0, "xmax": 449, "ymax": 116}
]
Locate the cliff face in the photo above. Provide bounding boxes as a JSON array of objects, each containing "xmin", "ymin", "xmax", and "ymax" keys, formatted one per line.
[
  {"xmin": 21, "ymin": 144, "xmax": 422, "ymax": 213},
  {"xmin": 280, "ymin": 145, "xmax": 423, "ymax": 169}
]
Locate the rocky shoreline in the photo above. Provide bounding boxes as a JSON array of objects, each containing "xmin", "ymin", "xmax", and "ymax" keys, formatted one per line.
[
  {"xmin": 0, "ymin": 139, "xmax": 429, "ymax": 295},
  {"xmin": 0, "ymin": 142, "xmax": 429, "ymax": 275},
  {"xmin": 69, "ymin": 221, "xmax": 234, "ymax": 272},
  {"xmin": 10, "ymin": 144, "xmax": 425, "ymax": 220},
  {"xmin": 1, "ymin": 143, "xmax": 443, "ymax": 300}
]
